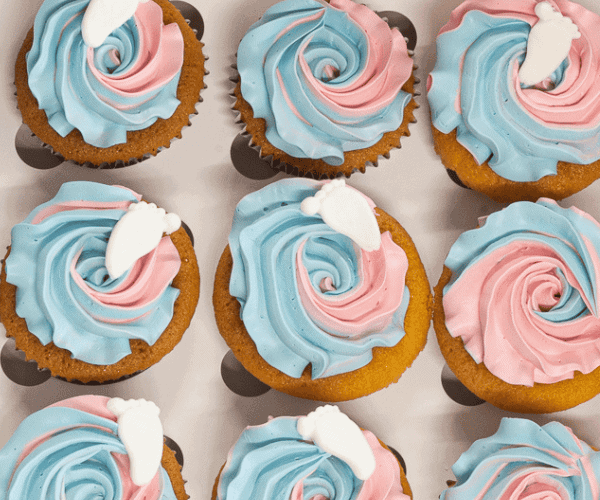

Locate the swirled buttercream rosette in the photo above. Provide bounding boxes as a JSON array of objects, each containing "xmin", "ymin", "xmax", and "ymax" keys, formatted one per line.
[
  {"xmin": 0, "ymin": 395, "xmax": 188, "ymax": 500},
  {"xmin": 434, "ymin": 199, "xmax": 600, "ymax": 413},
  {"xmin": 212, "ymin": 407, "xmax": 412, "ymax": 500},
  {"xmin": 441, "ymin": 418, "xmax": 600, "ymax": 500},
  {"xmin": 427, "ymin": 0, "xmax": 600, "ymax": 202},
  {"xmin": 0, "ymin": 182, "xmax": 200, "ymax": 383},
  {"xmin": 232, "ymin": 0, "xmax": 418, "ymax": 179},
  {"xmin": 213, "ymin": 179, "xmax": 431, "ymax": 401},
  {"xmin": 15, "ymin": 0, "xmax": 206, "ymax": 167}
]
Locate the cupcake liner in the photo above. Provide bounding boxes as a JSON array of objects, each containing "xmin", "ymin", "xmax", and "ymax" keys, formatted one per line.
[
  {"xmin": 230, "ymin": 10, "xmax": 419, "ymax": 179},
  {"xmin": 220, "ymin": 349, "xmax": 271, "ymax": 397},
  {"xmin": 14, "ymin": 1, "xmax": 208, "ymax": 170},
  {"xmin": 163, "ymin": 435, "xmax": 185, "ymax": 468},
  {"xmin": 385, "ymin": 445, "xmax": 407, "ymax": 474},
  {"xmin": 54, "ymin": 370, "xmax": 147, "ymax": 385},
  {"xmin": 445, "ymin": 168, "xmax": 472, "ymax": 190},
  {"xmin": 440, "ymin": 363, "xmax": 486, "ymax": 407},
  {"xmin": 0, "ymin": 337, "xmax": 51, "ymax": 386}
]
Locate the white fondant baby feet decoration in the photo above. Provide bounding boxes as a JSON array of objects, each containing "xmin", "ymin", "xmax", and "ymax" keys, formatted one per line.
[
  {"xmin": 297, "ymin": 405, "xmax": 376, "ymax": 480},
  {"xmin": 105, "ymin": 201, "xmax": 181, "ymax": 280},
  {"xmin": 82, "ymin": 0, "xmax": 150, "ymax": 48},
  {"xmin": 301, "ymin": 179, "xmax": 381, "ymax": 252},
  {"xmin": 107, "ymin": 398, "xmax": 163, "ymax": 486},
  {"xmin": 519, "ymin": 2, "xmax": 580, "ymax": 87}
]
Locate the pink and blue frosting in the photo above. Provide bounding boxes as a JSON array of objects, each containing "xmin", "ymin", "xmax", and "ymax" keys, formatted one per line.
[
  {"xmin": 217, "ymin": 416, "xmax": 409, "ymax": 500},
  {"xmin": 441, "ymin": 418, "xmax": 600, "ymax": 500},
  {"xmin": 237, "ymin": 0, "xmax": 413, "ymax": 166},
  {"xmin": 0, "ymin": 395, "xmax": 178, "ymax": 500},
  {"xmin": 5, "ymin": 182, "xmax": 181, "ymax": 365},
  {"xmin": 26, "ymin": 0, "xmax": 184, "ymax": 147},
  {"xmin": 443, "ymin": 199, "xmax": 600, "ymax": 386},
  {"xmin": 228, "ymin": 179, "xmax": 410, "ymax": 379},
  {"xmin": 427, "ymin": 0, "xmax": 600, "ymax": 182}
]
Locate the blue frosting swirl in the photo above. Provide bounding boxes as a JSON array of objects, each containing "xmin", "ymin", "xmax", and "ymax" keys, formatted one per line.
[
  {"xmin": 229, "ymin": 179, "xmax": 410, "ymax": 379},
  {"xmin": 26, "ymin": 0, "xmax": 182, "ymax": 147},
  {"xmin": 5, "ymin": 182, "xmax": 180, "ymax": 365},
  {"xmin": 428, "ymin": 8, "xmax": 600, "ymax": 182},
  {"xmin": 0, "ymin": 403, "xmax": 177, "ymax": 500},
  {"xmin": 237, "ymin": 0, "xmax": 413, "ymax": 166},
  {"xmin": 441, "ymin": 418, "xmax": 600, "ymax": 500}
]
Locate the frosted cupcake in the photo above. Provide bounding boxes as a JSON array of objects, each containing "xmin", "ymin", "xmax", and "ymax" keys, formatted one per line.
[
  {"xmin": 0, "ymin": 181, "xmax": 200, "ymax": 383},
  {"xmin": 15, "ymin": 0, "xmax": 206, "ymax": 167},
  {"xmin": 441, "ymin": 418, "xmax": 600, "ymax": 500},
  {"xmin": 213, "ymin": 405, "xmax": 412, "ymax": 500},
  {"xmin": 428, "ymin": 0, "xmax": 600, "ymax": 202},
  {"xmin": 0, "ymin": 395, "xmax": 187, "ymax": 500},
  {"xmin": 435, "ymin": 199, "xmax": 600, "ymax": 413},
  {"xmin": 233, "ymin": 0, "xmax": 417, "ymax": 178},
  {"xmin": 213, "ymin": 178, "xmax": 431, "ymax": 401}
]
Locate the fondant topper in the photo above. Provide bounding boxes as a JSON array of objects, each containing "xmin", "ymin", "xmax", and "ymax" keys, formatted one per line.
[
  {"xmin": 297, "ymin": 405, "xmax": 376, "ymax": 481},
  {"xmin": 105, "ymin": 201, "xmax": 181, "ymax": 280},
  {"xmin": 519, "ymin": 2, "xmax": 580, "ymax": 87},
  {"xmin": 301, "ymin": 180, "xmax": 381, "ymax": 252},
  {"xmin": 107, "ymin": 398, "xmax": 164, "ymax": 486},
  {"xmin": 82, "ymin": 0, "xmax": 150, "ymax": 48}
]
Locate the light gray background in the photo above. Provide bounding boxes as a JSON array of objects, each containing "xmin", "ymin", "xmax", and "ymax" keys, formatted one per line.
[{"xmin": 1, "ymin": 0, "xmax": 600, "ymax": 498}]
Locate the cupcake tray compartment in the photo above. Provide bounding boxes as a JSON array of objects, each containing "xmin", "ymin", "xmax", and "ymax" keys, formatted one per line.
[{"xmin": 2, "ymin": 0, "xmax": 600, "ymax": 499}]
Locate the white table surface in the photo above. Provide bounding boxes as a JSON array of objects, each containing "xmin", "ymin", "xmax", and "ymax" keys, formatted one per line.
[{"xmin": 2, "ymin": 0, "xmax": 600, "ymax": 498}]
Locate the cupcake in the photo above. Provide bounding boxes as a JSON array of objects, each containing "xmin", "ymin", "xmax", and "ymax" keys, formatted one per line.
[
  {"xmin": 441, "ymin": 418, "xmax": 600, "ymax": 500},
  {"xmin": 0, "ymin": 395, "xmax": 188, "ymax": 500},
  {"xmin": 233, "ymin": 0, "xmax": 417, "ymax": 178},
  {"xmin": 0, "ymin": 181, "xmax": 200, "ymax": 383},
  {"xmin": 213, "ymin": 178, "xmax": 431, "ymax": 401},
  {"xmin": 15, "ymin": 0, "xmax": 206, "ymax": 167},
  {"xmin": 434, "ymin": 199, "xmax": 600, "ymax": 413},
  {"xmin": 213, "ymin": 405, "xmax": 412, "ymax": 500},
  {"xmin": 427, "ymin": 0, "xmax": 600, "ymax": 203}
]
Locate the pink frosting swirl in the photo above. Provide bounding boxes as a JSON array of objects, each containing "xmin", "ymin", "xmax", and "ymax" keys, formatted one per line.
[
  {"xmin": 48, "ymin": 396, "xmax": 163, "ymax": 498},
  {"xmin": 296, "ymin": 232, "xmax": 408, "ymax": 336},
  {"xmin": 32, "ymin": 191, "xmax": 180, "ymax": 320},
  {"xmin": 428, "ymin": 0, "xmax": 600, "ymax": 182},
  {"xmin": 443, "ymin": 199, "xmax": 600, "ymax": 386},
  {"xmin": 5, "ymin": 182, "xmax": 181, "ymax": 365},
  {"xmin": 86, "ymin": 0, "xmax": 184, "ymax": 108},
  {"xmin": 218, "ymin": 414, "xmax": 409, "ymax": 500},
  {"xmin": 289, "ymin": 431, "xmax": 409, "ymax": 500},
  {"xmin": 301, "ymin": 0, "xmax": 412, "ymax": 118},
  {"xmin": 0, "ymin": 395, "xmax": 178, "ymax": 500},
  {"xmin": 439, "ymin": 0, "xmax": 600, "ymax": 129},
  {"xmin": 440, "ymin": 418, "xmax": 600, "ymax": 500},
  {"xmin": 236, "ymin": 0, "xmax": 414, "ymax": 165}
]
